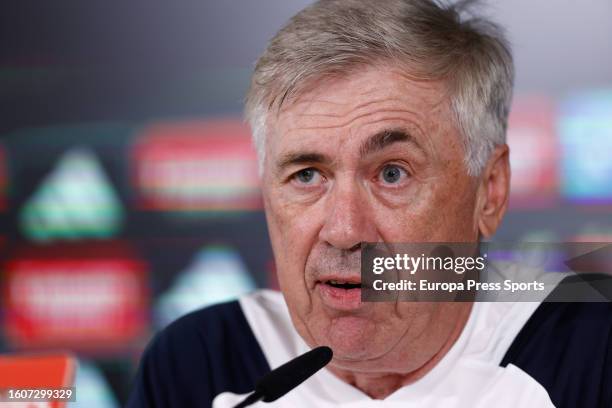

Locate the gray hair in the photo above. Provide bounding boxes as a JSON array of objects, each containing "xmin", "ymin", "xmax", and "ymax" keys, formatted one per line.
[{"xmin": 245, "ymin": 0, "xmax": 514, "ymax": 176}]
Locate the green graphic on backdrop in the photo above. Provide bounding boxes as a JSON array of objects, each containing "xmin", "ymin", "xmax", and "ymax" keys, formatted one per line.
[{"xmin": 20, "ymin": 147, "xmax": 124, "ymax": 242}]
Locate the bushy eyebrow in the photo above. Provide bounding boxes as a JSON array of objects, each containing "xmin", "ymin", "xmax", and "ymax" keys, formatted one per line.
[
  {"xmin": 275, "ymin": 127, "xmax": 424, "ymax": 172},
  {"xmin": 359, "ymin": 128, "xmax": 423, "ymax": 157},
  {"xmin": 276, "ymin": 152, "xmax": 330, "ymax": 172}
]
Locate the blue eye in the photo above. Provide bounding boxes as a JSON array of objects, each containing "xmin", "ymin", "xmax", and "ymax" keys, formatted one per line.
[
  {"xmin": 294, "ymin": 168, "xmax": 319, "ymax": 184},
  {"xmin": 380, "ymin": 164, "xmax": 406, "ymax": 184}
]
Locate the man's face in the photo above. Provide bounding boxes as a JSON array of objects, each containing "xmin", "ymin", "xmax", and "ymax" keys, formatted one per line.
[{"xmin": 261, "ymin": 65, "xmax": 483, "ymax": 373}]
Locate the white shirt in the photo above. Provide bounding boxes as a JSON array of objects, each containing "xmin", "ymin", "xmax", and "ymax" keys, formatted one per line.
[{"xmin": 213, "ymin": 290, "xmax": 555, "ymax": 407}]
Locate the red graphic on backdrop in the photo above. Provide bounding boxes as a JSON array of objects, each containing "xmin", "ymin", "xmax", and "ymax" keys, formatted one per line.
[
  {"xmin": 3, "ymin": 243, "xmax": 149, "ymax": 353},
  {"xmin": 507, "ymin": 95, "xmax": 559, "ymax": 208},
  {"xmin": 132, "ymin": 119, "xmax": 261, "ymax": 212}
]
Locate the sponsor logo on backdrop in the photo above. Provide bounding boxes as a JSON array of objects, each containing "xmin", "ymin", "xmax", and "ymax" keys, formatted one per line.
[
  {"xmin": 132, "ymin": 119, "xmax": 261, "ymax": 213},
  {"xmin": 507, "ymin": 95, "xmax": 558, "ymax": 208},
  {"xmin": 20, "ymin": 147, "xmax": 123, "ymax": 242},
  {"xmin": 559, "ymin": 90, "xmax": 612, "ymax": 204},
  {"xmin": 3, "ymin": 244, "xmax": 149, "ymax": 351},
  {"xmin": 155, "ymin": 245, "xmax": 255, "ymax": 327}
]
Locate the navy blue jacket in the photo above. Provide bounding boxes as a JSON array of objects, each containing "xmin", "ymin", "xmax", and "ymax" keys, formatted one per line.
[{"xmin": 128, "ymin": 298, "xmax": 612, "ymax": 408}]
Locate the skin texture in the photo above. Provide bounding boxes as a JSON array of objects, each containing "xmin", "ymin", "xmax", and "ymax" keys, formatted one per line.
[{"xmin": 261, "ymin": 64, "xmax": 511, "ymax": 399}]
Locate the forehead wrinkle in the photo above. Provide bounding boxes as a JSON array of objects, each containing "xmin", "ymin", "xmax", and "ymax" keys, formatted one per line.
[
  {"xmin": 290, "ymin": 97, "xmax": 407, "ymax": 119},
  {"xmin": 280, "ymin": 65, "xmax": 447, "ymax": 123},
  {"xmin": 287, "ymin": 108, "xmax": 428, "ymax": 136},
  {"xmin": 286, "ymin": 97, "xmax": 346, "ymax": 110}
]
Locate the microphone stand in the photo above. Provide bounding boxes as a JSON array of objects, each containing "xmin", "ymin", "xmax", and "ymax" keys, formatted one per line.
[
  {"xmin": 231, "ymin": 346, "xmax": 333, "ymax": 408},
  {"xmin": 232, "ymin": 390, "xmax": 263, "ymax": 408}
]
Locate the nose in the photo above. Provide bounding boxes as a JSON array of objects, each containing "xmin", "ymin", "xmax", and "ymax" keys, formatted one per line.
[{"xmin": 318, "ymin": 178, "xmax": 377, "ymax": 250}]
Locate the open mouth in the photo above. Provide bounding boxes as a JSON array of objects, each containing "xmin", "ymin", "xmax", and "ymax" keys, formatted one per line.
[
  {"xmin": 323, "ymin": 280, "xmax": 362, "ymax": 290},
  {"xmin": 317, "ymin": 278, "xmax": 363, "ymax": 310}
]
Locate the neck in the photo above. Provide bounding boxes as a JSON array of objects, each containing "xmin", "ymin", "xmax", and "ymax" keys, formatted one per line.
[{"xmin": 328, "ymin": 302, "xmax": 473, "ymax": 399}]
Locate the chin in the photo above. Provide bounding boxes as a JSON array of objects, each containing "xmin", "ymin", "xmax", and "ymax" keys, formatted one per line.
[
  {"xmin": 327, "ymin": 339, "xmax": 370, "ymax": 360},
  {"xmin": 318, "ymin": 315, "xmax": 380, "ymax": 361}
]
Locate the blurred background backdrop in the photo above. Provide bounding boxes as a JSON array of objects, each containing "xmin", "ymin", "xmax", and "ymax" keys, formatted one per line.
[{"xmin": 0, "ymin": 0, "xmax": 611, "ymax": 405}]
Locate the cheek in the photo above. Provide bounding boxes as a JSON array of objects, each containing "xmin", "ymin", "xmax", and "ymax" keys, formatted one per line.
[
  {"xmin": 266, "ymin": 197, "xmax": 315, "ymax": 263},
  {"xmin": 368, "ymin": 191, "xmax": 443, "ymax": 241},
  {"xmin": 438, "ymin": 176, "xmax": 480, "ymax": 237},
  {"xmin": 425, "ymin": 196, "xmax": 478, "ymax": 240},
  {"xmin": 263, "ymin": 188, "xmax": 322, "ymax": 304},
  {"xmin": 371, "ymin": 179, "xmax": 478, "ymax": 242}
]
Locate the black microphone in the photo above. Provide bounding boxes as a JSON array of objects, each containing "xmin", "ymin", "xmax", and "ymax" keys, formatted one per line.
[{"xmin": 233, "ymin": 346, "xmax": 333, "ymax": 408}]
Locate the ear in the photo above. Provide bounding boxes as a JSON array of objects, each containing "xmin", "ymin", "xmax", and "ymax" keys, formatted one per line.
[{"xmin": 476, "ymin": 144, "xmax": 511, "ymax": 238}]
